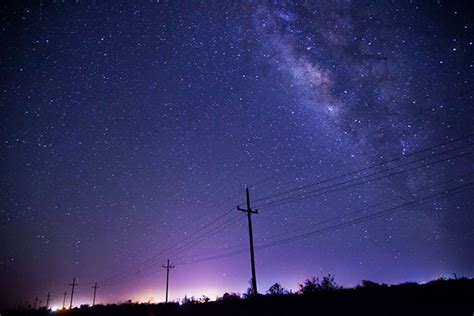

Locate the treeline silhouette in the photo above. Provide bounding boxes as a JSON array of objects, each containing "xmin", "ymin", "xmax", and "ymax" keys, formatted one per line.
[{"xmin": 5, "ymin": 275, "xmax": 474, "ymax": 316}]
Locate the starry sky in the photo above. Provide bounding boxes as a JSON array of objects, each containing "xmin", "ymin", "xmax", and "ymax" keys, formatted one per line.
[{"xmin": 1, "ymin": 0, "xmax": 473, "ymax": 310}]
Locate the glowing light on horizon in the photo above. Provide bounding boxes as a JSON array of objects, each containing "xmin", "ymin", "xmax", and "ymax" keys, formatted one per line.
[{"xmin": 131, "ymin": 287, "xmax": 222, "ymax": 304}]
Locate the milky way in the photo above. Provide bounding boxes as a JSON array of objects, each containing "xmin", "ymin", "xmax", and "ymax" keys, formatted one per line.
[{"xmin": 1, "ymin": 1, "xmax": 473, "ymax": 309}]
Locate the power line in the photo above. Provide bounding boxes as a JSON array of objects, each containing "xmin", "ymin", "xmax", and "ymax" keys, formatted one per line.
[
  {"xmin": 257, "ymin": 144, "xmax": 470, "ymax": 208},
  {"xmin": 177, "ymin": 170, "xmax": 473, "ymax": 262},
  {"xmin": 174, "ymin": 149, "xmax": 474, "ymax": 262},
  {"xmin": 176, "ymin": 182, "xmax": 472, "ymax": 265},
  {"xmin": 255, "ymin": 172, "xmax": 474, "ymax": 245},
  {"xmin": 250, "ymin": 89, "xmax": 474, "ymax": 198},
  {"xmin": 255, "ymin": 183, "xmax": 473, "ymax": 251},
  {"xmin": 258, "ymin": 150, "xmax": 470, "ymax": 210},
  {"xmin": 166, "ymin": 214, "xmax": 242, "ymax": 260},
  {"xmin": 252, "ymin": 133, "xmax": 473, "ymax": 204},
  {"xmin": 100, "ymin": 213, "xmax": 242, "ymax": 287},
  {"xmin": 99, "ymin": 208, "xmax": 237, "ymax": 286},
  {"xmin": 100, "ymin": 215, "xmax": 240, "ymax": 286},
  {"xmin": 257, "ymin": 149, "xmax": 471, "ymax": 209},
  {"xmin": 98, "ymin": 177, "xmax": 270, "ymax": 287},
  {"xmin": 97, "ymin": 175, "xmax": 270, "ymax": 286}
]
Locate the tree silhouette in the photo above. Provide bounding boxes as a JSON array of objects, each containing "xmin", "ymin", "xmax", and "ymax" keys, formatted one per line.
[
  {"xmin": 266, "ymin": 282, "xmax": 288, "ymax": 295},
  {"xmin": 298, "ymin": 277, "xmax": 319, "ymax": 294},
  {"xmin": 298, "ymin": 274, "xmax": 341, "ymax": 294},
  {"xmin": 243, "ymin": 278, "xmax": 254, "ymax": 298},
  {"xmin": 319, "ymin": 274, "xmax": 341, "ymax": 291}
]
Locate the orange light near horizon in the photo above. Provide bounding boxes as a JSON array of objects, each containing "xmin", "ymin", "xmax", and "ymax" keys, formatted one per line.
[{"xmin": 130, "ymin": 290, "xmax": 160, "ymax": 304}]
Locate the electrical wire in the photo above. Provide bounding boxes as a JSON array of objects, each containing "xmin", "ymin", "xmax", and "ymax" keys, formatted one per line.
[
  {"xmin": 252, "ymin": 133, "xmax": 473, "ymax": 204},
  {"xmin": 175, "ymin": 181, "xmax": 472, "ymax": 265},
  {"xmin": 256, "ymin": 148, "xmax": 471, "ymax": 209}
]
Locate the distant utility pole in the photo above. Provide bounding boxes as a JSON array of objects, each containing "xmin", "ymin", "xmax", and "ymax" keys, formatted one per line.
[
  {"xmin": 162, "ymin": 259, "xmax": 175, "ymax": 303},
  {"xmin": 92, "ymin": 282, "xmax": 99, "ymax": 306},
  {"xmin": 237, "ymin": 187, "xmax": 258, "ymax": 296},
  {"xmin": 33, "ymin": 296, "xmax": 38, "ymax": 310},
  {"xmin": 69, "ymin": 278, "xmax": 77, "ymax": 309},
  {"xmin": 45, "ymin": 292, "xmax": 51, "ymax": 309},
  {"xmin": 62, "ymin": 292, "xmax": 67, "ymax": 309}
]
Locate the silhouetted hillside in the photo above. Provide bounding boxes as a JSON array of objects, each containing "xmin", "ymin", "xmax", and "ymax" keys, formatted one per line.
[{"xmin": 5, "ymin": 277, "xmax": 474, "ymax": 316}]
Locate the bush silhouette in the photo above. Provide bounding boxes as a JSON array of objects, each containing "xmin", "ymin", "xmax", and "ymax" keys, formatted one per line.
[
  {"xmin": 218, "ymin": 292, "xmax": 240, "ymax": 302},
  {"xmin": 199, "ymin": 295, "xmax": 210, "ymax": 303},
  {"xmin": 359, "ymin": 280, "xmax": 388, "ymax": 289}
]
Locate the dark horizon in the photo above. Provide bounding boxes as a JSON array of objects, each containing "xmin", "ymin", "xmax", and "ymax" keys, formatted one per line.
[{"xmin": 1, "ymin": 0, "xmax": 473, "ymax": 311}]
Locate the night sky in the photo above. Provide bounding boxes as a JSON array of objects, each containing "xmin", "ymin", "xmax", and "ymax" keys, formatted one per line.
[{"xmin": 1, "ymin": 0, "xmax": 473, "ymax": 310}]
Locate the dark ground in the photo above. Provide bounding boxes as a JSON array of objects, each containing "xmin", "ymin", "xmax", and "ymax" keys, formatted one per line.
[{"xmin": 5, "ymin": 278, "xmax": 474, "ymax": 316}]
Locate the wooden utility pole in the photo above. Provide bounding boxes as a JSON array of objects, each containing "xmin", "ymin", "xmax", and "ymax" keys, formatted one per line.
[
  {"xmin": 237, "ymin": 187, "xmax": 258, "ymax": 296},
  {"xmin": 162, "ymin": 259, "xmax": 175, "ymax": 303},
  {"xmin": 92, "ymin": 282, "xmax": 99, "ymax": 306},
  {"xmin": 62, "ymin": 291, "xmax": 67, "ymax": 309},
  {"xmin": 69, "ymin": 278, "xmax": 77, "ymax": 309},
  {"xmin": 45, "ymin": 292, "xmax": 51, "ymax": 309}
]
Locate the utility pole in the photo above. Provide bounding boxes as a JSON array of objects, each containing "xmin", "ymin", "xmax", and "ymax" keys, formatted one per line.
[
  {"xmin": 69, "ymin": 278, "xmax": 77, "ymax": 309},
  {"xmin": 62, "ymin": 292, "xmax": 67, "ymax": 309},
  {"xmin": 45, "ymin": 292, "xmax": 51, "ymax": 309},
  {"xmin": 33, "ymin": 296, "xmax": 38, "ymax": 310},
  {"xmin": 162, "ymin": 259, "xmax": 175, "ymax": 303},
  {"xmin": 92, "ymin": 282, "xmax": 99, "ymax": 306},
  {"xmin": 237, "ymin": 187, "xmax": 258, "ymax": 296}
]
